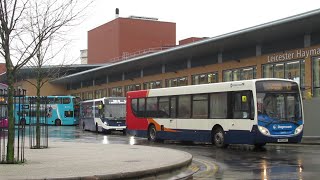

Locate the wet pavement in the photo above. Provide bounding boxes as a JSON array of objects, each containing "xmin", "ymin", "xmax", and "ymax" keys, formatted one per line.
[{"xmin": 23, "ymin": 126, "xmax": 320, "ymax": 179}]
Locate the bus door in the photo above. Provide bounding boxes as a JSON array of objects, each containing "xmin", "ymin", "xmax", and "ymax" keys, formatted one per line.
[
  {"xmin": 157, "ymin": 97, "xmax": 177, "ymax": 129},
  {"xmin": 94, "ymin": 101, "xmax": 104, "ymax": 126},
  {"xmin": 230, "ymin": 91, "xmax": 255, "ymax": 130}
]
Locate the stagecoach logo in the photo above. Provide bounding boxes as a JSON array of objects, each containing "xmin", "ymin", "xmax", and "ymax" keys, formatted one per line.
[{"xmin": 273, "ymin": 125, "xmax": 293, "ymax": 130}]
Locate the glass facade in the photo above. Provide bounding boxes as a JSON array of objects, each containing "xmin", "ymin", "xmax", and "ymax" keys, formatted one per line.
[
  {"xmin": 94, "ymin": 89, "xmax": 104, "ymax": 99},
  {"xmin": 262, "ymin": 60, "xmax": 305, "ymax": 90},
  {"xmin": 143, "ymin": 81, "xmax": 162, "ymax": 89},
  {"xmin": 166, "ymin": 77, "xmax": 188, "ymax": 87},
  {"xmin": 313, "ymin": 56, "xmax": 320, "ymax": 97},
  {"xmin": 110, "ymin": 87, "xmax": 123, "ymax": 97},
  {"xmin": 125, "ymin": 84, "xmax": 141, "ymax": 94},
  {"xmin": 223, "ymin": 66, "xmax": 256, "ymax": 82},
  {"xmin": 192, "ymin": 72, "xmax": 218, "ymax": 85}
]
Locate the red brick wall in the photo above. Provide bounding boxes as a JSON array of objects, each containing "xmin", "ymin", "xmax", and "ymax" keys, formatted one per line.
[
  {"xmin": 118, "ymin": 18, "xmax": 176, "ymax": 57},
  {"xmin": 88, "ymin": 18, "xmax": 176, "ymax": 64},
  {"xmin": 88, "ymin": 19, "xmax": 120, "ymax": 64}
]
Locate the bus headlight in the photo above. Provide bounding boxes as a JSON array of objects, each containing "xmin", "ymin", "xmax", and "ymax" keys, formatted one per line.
[
  {"xmin": 258, "ymin": 126, "xmax": 270, "ymax": 135},
  {"xmin": 103, "ymin": 121, "xmax": 108, "ymax": 126},
  {"xmin": 295, "ymin": 125, "xmax": 303, "ymax": 135}
]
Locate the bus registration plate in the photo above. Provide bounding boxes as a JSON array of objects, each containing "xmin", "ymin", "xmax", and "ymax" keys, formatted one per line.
[{"xmin": 277, "ymin": 139, "xmax": 288, "ymax": 143}]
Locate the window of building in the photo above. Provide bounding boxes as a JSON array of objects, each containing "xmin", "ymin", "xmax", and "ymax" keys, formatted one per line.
[
  {"xmin": 223, "ymin": 67, "xmax": 256, "ymax": 82},
  {"xmin": 313, "ymin": 56, "xmax": 320, "ymax": 97},
  {"xmin": 110, "ymin": 87, "xmax": 123, "ymax": 97},
  {"xmin": 87, "ymin": 92, "xmax": 93, "ymax": 100},
  {"xmin": 166, "ymin": 76, "xmax": 188, "ymax": 87},
  {"xmin": 143, "ymin": 81, "xmax": 162, "ymax": 90},
  {"xmin": 125, "ymin": 84, "xmax": 141, "ymax": 94},
  {"xmin": 262, "ymin": 60, "xmax": 305, "ymax": 91},
  {"xmin": 192, "ymin": 72, "xmax": 218, "ymax": 85},
  {"xmin": 95, "ymin": 89, "xmax": 103, "ymax": 99}
]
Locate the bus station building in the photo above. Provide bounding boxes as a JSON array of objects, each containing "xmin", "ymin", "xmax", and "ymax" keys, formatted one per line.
[{"xmin": 3, "ymin": 9, "xmax": 320, "ymax": 137}]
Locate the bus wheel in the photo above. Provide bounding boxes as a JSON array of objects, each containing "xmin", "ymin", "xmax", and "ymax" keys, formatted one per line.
[
  {"xmin": 55, "ymin": 119, "xmax": 61, "ymax": 126},
  {"xmin": 148, "ymin": 125, "xmax": 157, "ymax": 142},
  {"xmin": 213, "ymin": 127, "xmax": 228, "ymax": 148},
  {"xmin": 20, "ymin": 118, "xmax": 26, "ymax": 125},
  {"xmin": 95, "ymin": 123, "xmax": 99, "ymax": 133}
]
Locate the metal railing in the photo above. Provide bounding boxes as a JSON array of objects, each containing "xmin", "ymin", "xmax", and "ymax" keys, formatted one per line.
[
  {"xmin": 108, "ymin": 46, "xmax": 172, "ymax": 63},
  {"xmin": 0, "ymin": 89, "xmax": 26, "ymax": 163}
]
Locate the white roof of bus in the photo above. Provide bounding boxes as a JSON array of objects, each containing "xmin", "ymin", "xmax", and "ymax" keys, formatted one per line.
[
  {"xmin": 147, "ymin": 78, "xmax": 297, "ymax": 97},
  {"xmin": 80, "ymin": 97, "xmax": 126, "ymax": 104}
]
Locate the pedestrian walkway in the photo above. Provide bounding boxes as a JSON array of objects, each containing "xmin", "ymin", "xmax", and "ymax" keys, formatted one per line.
[
  {"xmin": 301, "ymin": 137, "xmax": 320, "ymax": 145},
  {"xmin": 0, "ymin": 141, "xmax": 192, "ymax": 179}
]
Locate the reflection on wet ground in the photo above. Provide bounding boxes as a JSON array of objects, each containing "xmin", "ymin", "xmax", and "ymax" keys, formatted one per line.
[{"xmin": 44, "ymin": 126, "xmax": 320, "ymax": 179}]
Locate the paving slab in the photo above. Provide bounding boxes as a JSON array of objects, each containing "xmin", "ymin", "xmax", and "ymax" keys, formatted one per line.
[{"xmin": 0, "ymin": 141, "xmax": 192, "ymax": 180}]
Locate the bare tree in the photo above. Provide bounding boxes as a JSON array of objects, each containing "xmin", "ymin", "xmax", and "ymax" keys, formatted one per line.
[{"xmin": 0, "ymin": 0, "xmax": 91, "ymax": 162}]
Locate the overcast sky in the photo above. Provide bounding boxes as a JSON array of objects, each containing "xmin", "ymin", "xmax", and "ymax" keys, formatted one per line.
[{"xmin": 2, "ymin": 0, "xmax": 320, "ymax": 65}]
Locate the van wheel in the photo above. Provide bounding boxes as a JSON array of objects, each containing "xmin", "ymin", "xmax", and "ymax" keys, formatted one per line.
[
  {"xmin": 55, "ymin": 119, "xmax": 61, "ymax": 126},
  {"xmin": 213, "ymin": 127, "xmax": 228, "ymax": 148},
  {"xmin": 148, "ymin": 125, "xmax": 157, "ymax": 142}
]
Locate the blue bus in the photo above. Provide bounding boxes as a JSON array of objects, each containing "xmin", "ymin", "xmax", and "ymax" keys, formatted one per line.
[
  {"xmin": 126, "ymin": 79, "xmax": 303, "ymax": 148},
  {"xmin": 15, "ymin": 96, "xmax": 81, "ymax": 126}
]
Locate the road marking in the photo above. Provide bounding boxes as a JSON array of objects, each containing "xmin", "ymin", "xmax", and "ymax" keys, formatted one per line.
[{"xmin": 192, "ymin": 158, "xmax": 219, "ymax": 178}]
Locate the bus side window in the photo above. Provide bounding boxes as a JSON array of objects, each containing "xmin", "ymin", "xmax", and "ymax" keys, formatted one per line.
[
  {"xmin": 131, "ymin": 99, "xmax": 138, "ymax": 115},
  {"xmin": 63, "ymin": 98, "xmax": 71, "ymax": 104},
  {"xmin": 177, "ymin": 95, "xmax": 191, "ymax": 118},
  {"xmin": 170, "ymin": 97, "xmax": 177, "ymax": 118},
  {"xmin": 210, "ymin": 92, "xmax": 228, "ymax": 119},
  {"xmin": 146, "ymin": 97, "xmax": 157, "ymax": 117},
  {"xmin": 158, "ymin": 97, "xmax": 169, "ymax": 118},
  {"xmin": 138, "ymin": 98, "xmax": 145, "ymax": 117}
]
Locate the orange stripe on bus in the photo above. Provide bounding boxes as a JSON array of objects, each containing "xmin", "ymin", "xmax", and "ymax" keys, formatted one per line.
[{"xmin": 147, "ymin": 118, "xmax": 177, "ymax": 132}]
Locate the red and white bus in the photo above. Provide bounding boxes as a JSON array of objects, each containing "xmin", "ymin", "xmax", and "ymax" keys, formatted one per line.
[{"xmin": 126, "ymin": 78, "xmax": 304, "ymax": 148}]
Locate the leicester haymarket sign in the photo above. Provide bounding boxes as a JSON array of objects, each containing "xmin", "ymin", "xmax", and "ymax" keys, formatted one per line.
[{"xmin": 267, "ymin": 48, "xmax": 320, "ymax": 63}]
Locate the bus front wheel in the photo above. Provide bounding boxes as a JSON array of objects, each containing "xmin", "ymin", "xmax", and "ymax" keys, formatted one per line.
[
  {"xmin": 213, "ymin": 127, "xmax": 228, "ymax": 148},
  {"xmin": 55, "ymin": 119, "xmax": 61, "ymax": 126},
  {"xmin": 148, "ymin": 125, "xmax": 157, "ymax": 142}
]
